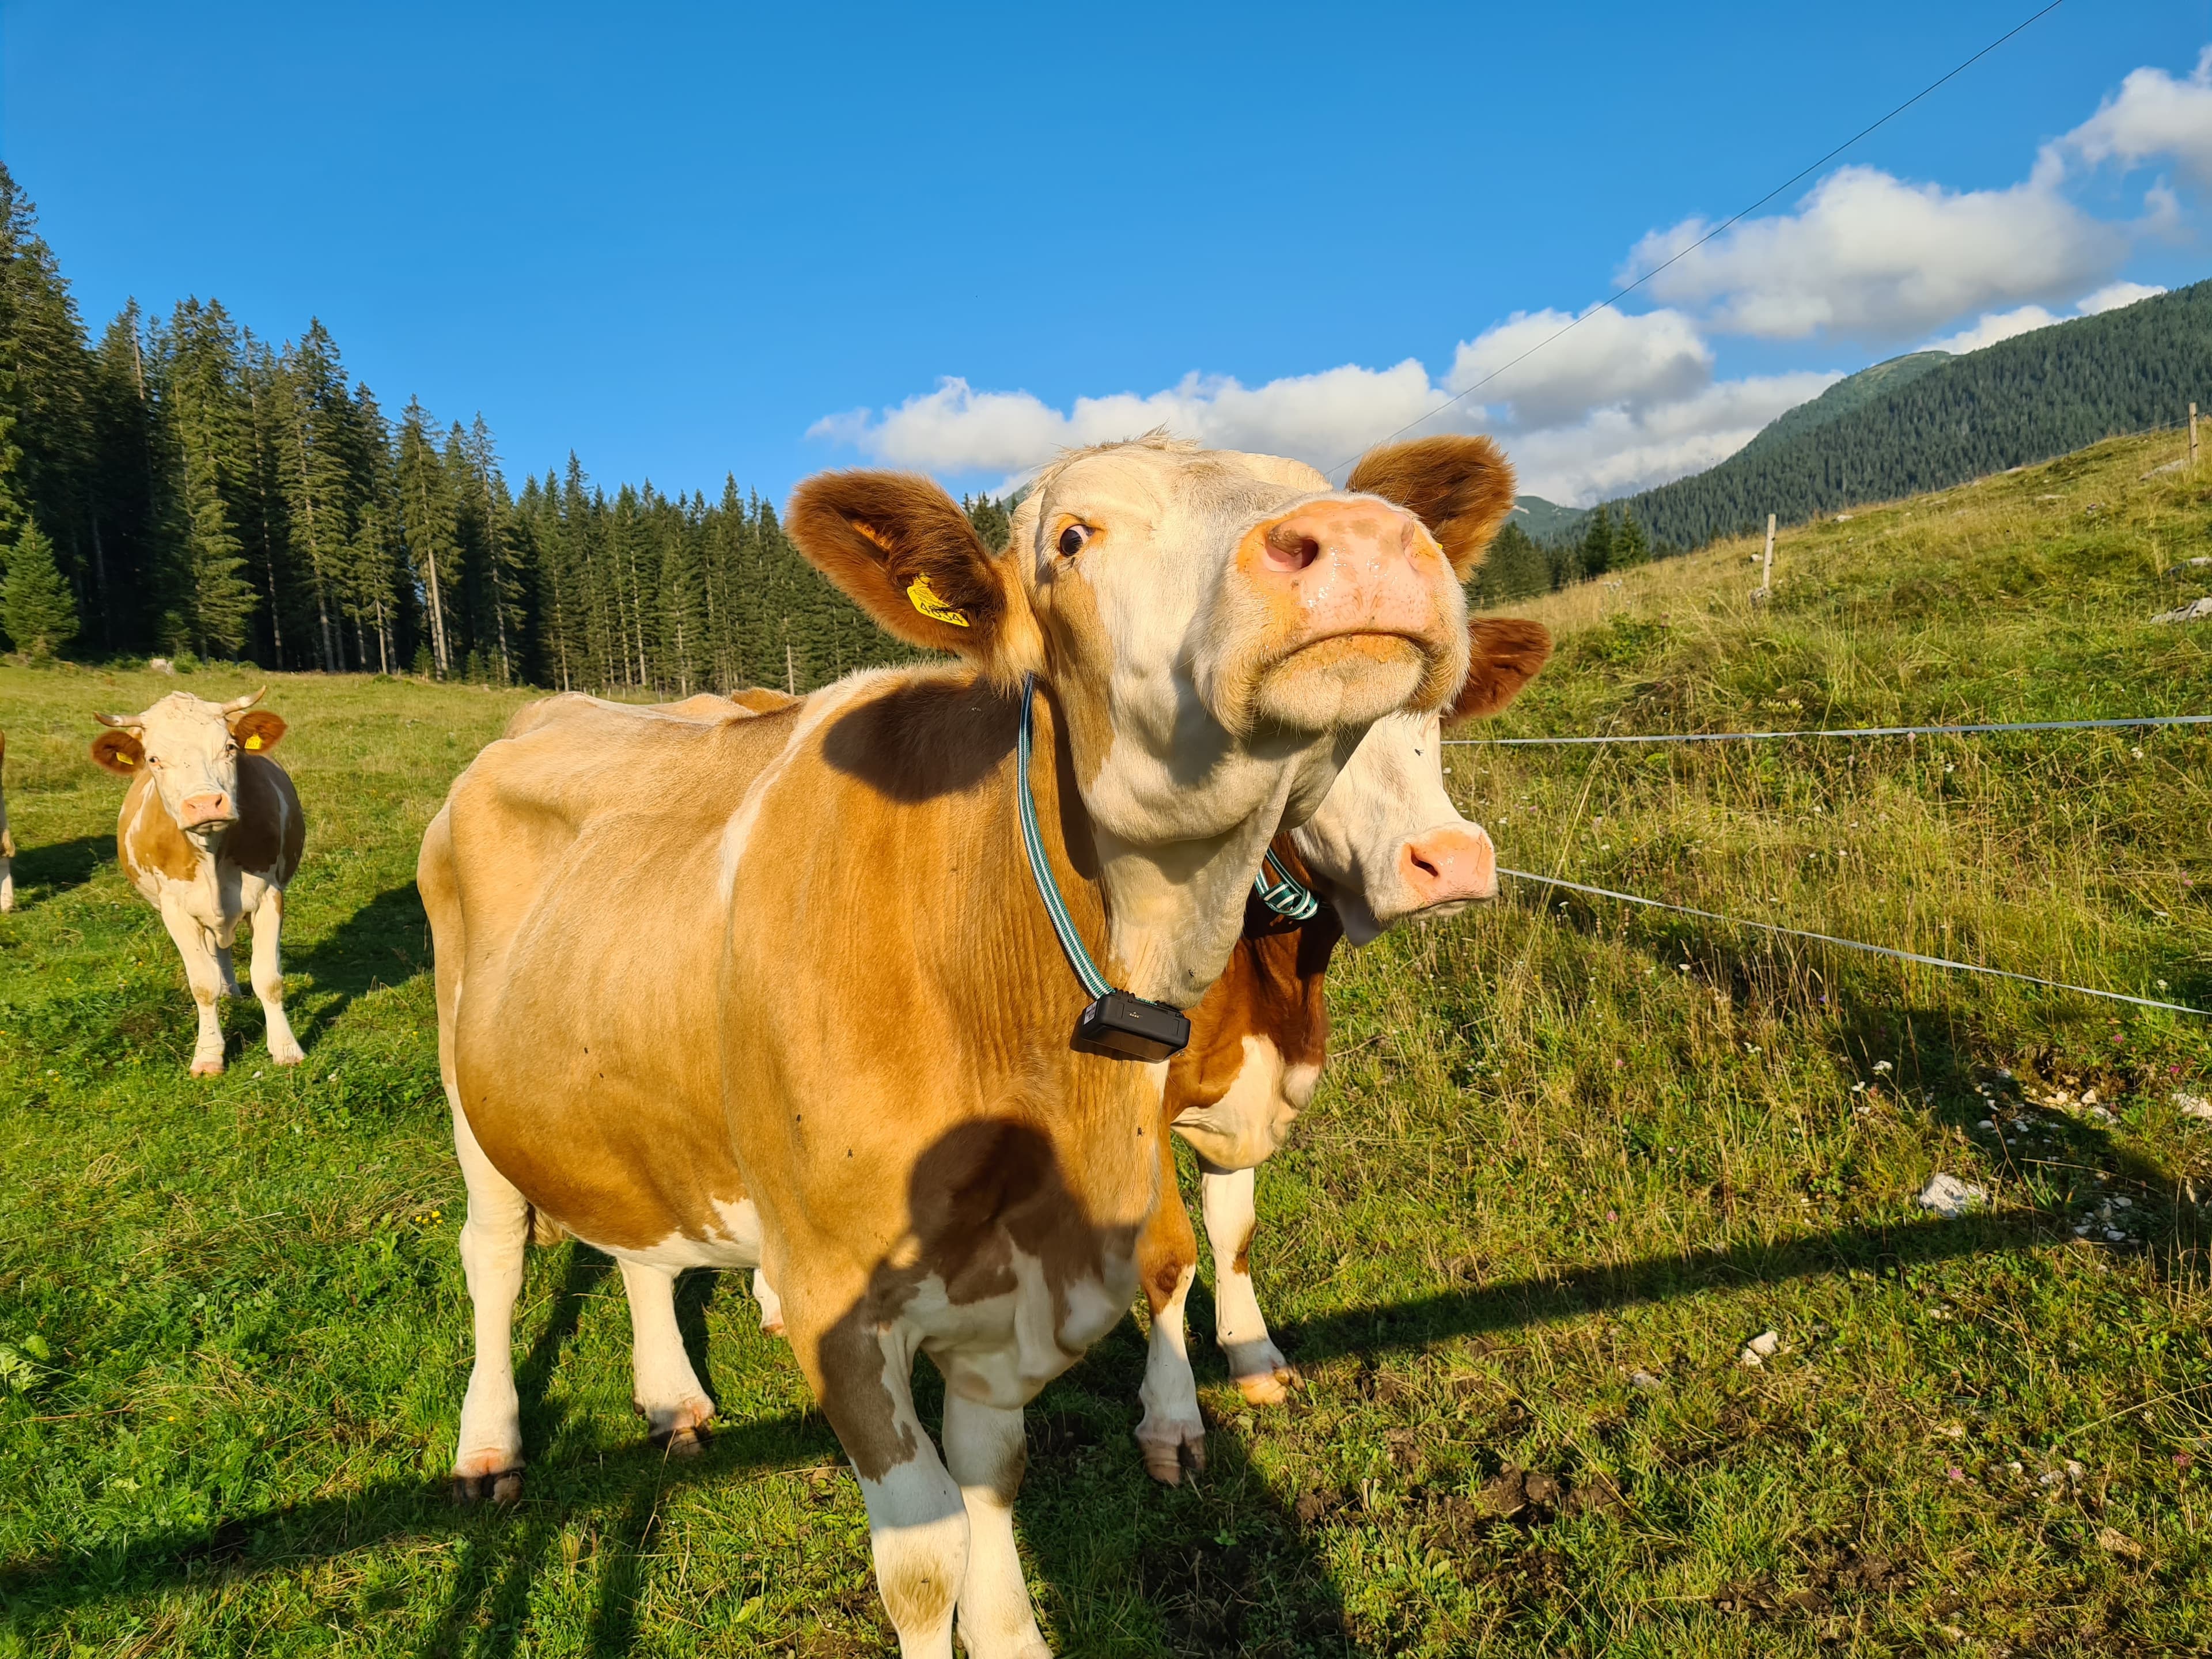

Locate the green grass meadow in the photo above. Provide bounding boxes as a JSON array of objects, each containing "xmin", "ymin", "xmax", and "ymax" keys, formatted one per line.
[{"xmin": 3, "ymin": 430, "xmax": 2211, "ymax": 1655}]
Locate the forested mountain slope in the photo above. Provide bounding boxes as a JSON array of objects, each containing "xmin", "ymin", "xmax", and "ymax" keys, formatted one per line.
[{"xmin": 1615, "ymin": 282, "xmax": 2212, "ymax": 550}]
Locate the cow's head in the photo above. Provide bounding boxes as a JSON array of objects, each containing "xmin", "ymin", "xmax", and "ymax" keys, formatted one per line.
[
  {"xmin": 1290, "ymin": 618, "xmax": 1551, "ymax": 944},
  {"xmin": 789, "ymin": 434, "xmax": 1513, "ymax": 1004},
  {"xmin": 92, "ymin": 688, "xmax": 286, "ymax": 839}
]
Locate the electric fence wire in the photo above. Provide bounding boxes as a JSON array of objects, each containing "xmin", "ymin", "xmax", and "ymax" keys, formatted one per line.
[
  {"xmin": 1498, "ymin": 868, "xmax": 2207, "ymax": 1017},
  {"xmin": 1325, "ymin": 0, "xmax": 2070, "ymax": 481},
  {"xmin": 1448, "ymin": 713, "xmax": 2212, "ymax": 747}
]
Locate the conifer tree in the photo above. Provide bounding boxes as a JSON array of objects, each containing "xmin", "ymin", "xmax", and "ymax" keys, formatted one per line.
[
  {"xmin": 1614, "ymin": 509, "xmax": 1650, "ymax": 569},
  {"xmin": 1578, "ymin": 503, "xmax": 1615, "ymax": 580},
  {"xmin": 397, "ymin": 400, "xmax": 457, "ymax": 674},
  {"xmin": 3, "ymin": 520, "xmax": 77, "ymax": 656}
]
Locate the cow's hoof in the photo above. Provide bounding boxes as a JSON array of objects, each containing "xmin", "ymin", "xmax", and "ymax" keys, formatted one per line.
[
  {"xmin": 190, "ymin": 1058, "xmax": 225, "ymax": 1078},
  {"xmin": 759, "ymin": 1313, "xmax": 785, "ymax": 1338},
  {"xmin": 657, "ymin": 1425, "xmax": 707, "ymax": 1458},
  {"xmin": 269, "ymin": 1045, "xmax": 305, "ymax": 1068},
  {"xmin": 1234, "ymin": 1364, "xmax": 1301, "ymax": 1407},
  {"xmin": 641, "ymin": 1395, "xmax": 714, "ymax": 1453},
  {"xmin": 1135, "ymin": 1421, "xmax": 1206, "ymax": 1486},
  {"xmin": 452, "ymin": 1468, "xmax": 524, "ymax": 1505}
]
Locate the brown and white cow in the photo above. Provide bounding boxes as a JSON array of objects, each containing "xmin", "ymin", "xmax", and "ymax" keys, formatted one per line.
[
  {"xmin": 1132, "ymin": 617, "xmax": 1551, "ymax": 1481},
  {"xmin": 1, "ymin": 729, "xmax": 14, "ymax": 913},
  {"xmin": 423, "ymin": 435, "xmax": 1514, "ymax": 1655},
  {"xmin": 90, "ymin": 689, "xmax": 306, "ymax": 1075}
]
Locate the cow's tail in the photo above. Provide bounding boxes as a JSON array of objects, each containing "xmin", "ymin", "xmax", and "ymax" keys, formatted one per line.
[{"xmin": 527, "ymin": 1206, "xmax": 571, "ymax": 1248}]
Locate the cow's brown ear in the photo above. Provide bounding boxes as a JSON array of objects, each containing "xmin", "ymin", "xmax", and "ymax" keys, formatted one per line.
[
  {"xmin": 232, "ymin": 709, "xmax": 286, "ymax": 753},
  {"xmin": 1346, "ymin": 435, "xmax": 1517, "ymax": 578},
  {"xmin": 786, "ymin": 470, "xmax": 1043, "ymax": 684},
  {"xmin": 1450, "ymin": 618, "xmax": 1552, "ymax": 722},
  {"xmin": 92, "ymin": 730, "xmax": 145, "ymax": 775}
]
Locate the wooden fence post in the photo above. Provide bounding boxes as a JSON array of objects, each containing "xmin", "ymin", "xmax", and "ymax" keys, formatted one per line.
[
  {"xmin": 2192, "ymin": 403, "xmax": 2199, "ymax": 471},
  {"xmin": 1757, "ymin": 513, "xmax": 1775, "ymax": 601}
]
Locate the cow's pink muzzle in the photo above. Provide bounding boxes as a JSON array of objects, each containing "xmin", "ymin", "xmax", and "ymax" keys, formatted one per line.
[
  {"xmin": 1250, "ymin": 499, "xmax": 1444, "ymax": 641},
  {"xmin": 1397, "ymin": 823, "xmax": 1497, "ymax": 909},
  {"xmin": 178, "ymin": 793, "xmax": 235, "ymax": 830}
]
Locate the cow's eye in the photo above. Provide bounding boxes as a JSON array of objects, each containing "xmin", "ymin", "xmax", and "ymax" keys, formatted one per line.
[{"xmin": 1056, "ymin": 523, "xmax": 1091, "ymax": 558}]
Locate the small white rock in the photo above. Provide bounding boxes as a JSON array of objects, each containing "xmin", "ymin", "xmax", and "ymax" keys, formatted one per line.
[
  {"xmin": 2176, "ymin": 1092, "xmax": 2212, "ymax": 1122},
  {"xmin": 1628, "ymin": 1370, "xmax": 1665, "ymax": 1391},
  {"xmin": 1740, "ymin": 1329, "xmax": 1782, "ymax": 1366},
  {"xmin": 1918, "ymin": 1173, "xmax": 1988, "ymax": 1219}
]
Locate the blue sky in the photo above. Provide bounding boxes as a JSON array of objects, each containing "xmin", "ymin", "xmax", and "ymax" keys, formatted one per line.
[{"xmin": 6, "ymin": 1, "xmax": 2212, "ymax": 506}]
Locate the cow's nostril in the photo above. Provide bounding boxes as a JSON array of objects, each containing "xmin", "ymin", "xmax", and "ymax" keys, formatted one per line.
[
  {"xmin": 1410, "ymin": 852, "xmax": 1441, "ymax": 881},
  {"xmin": 1264, "ymin": 527, "xmax": 1321, "ymax": 572}
]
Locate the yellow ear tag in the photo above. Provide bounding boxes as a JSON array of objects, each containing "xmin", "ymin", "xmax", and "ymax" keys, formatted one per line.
[
  {"xmin": 245, "ymin": 734, "xmax": 263, "ymax": 751},
  {"xmin": 906, "ymin": 574, "xmax": 971, "ymax": 628},
  {"xmin": 118, "ymin": 752, "xmax": 134, "ymax": 767}
]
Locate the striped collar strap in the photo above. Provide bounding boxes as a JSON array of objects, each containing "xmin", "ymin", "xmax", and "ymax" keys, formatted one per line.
[{"xmin": 1014, "ymin": 675, "xmax": 1191, "ymax": 1060}]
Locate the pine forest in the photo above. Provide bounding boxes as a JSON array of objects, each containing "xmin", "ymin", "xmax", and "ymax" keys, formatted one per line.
[{"xmin": 0, "ymin": 163, "xmax": 948, "ymax": 694}]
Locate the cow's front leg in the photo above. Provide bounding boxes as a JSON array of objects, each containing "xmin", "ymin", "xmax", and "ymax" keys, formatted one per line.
[
  {"xmin": 450, "ymin": 1104, "xmax": 529, "ymax": 1501},
  {"xmin": 1134, "ymin": 1131, "xmax": 1205, "ymax": 1484},
  {"xmin": 615, "ymin": 1259, "xmax": 714, "ymax": 1451},
  {"xmin": 2, "ymin": 828, "xmax": 16, "ymax": 912},
  {"xmin": 157, "ymin": 896, "xmax": 228, "ymax": 1075},
  {"xmin": 1201, "ymin": 1162, "xmax": 1298, "ymax": 1404},
  {"xmin": 247, "ymin": 888, "xmax": 304, "ymax": 1066},
  {"xmin": 801, "ymin": 1301, "xmax": 967, "ymax": 1658},
  {"xmin": 944, "ymin": 1390, "xmax": 1050, "ymax": 1658},
  {"xmin": 213, "ymin": 938, "xmax": 243, "ymax": 999}
]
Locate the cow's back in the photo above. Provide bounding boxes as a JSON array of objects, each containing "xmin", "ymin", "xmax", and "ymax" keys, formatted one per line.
[{"xmin": 426, "ymin": 700, "xmax": 802, "ymax": 1253}]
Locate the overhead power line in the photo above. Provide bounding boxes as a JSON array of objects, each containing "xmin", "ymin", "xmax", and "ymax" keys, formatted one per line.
[{"xmin": 1330, "ymin": 0, "xmax": 2069, "ymax": 479}]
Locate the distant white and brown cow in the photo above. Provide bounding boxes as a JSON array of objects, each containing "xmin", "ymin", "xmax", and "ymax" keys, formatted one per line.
[
  {"xmin": 423, "ymin": 434, "xmax": 1514, "ymax": 1656},
  {"xmin": 90, "ymin": 689, "xmax": 306, "ymax": 1076},
  {"xmin": 1133, "ymin": 616, "xmax": 1551, "ymax": 1481},
  {"xmin": 1, "ymin": 729, "xmax": 14, "ymax": 913}
]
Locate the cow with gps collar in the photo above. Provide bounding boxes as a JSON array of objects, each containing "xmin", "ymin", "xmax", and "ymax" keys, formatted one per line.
[{"xmin": 421, "ymin": 433, "xmax": 1513, "ymax": 1657}]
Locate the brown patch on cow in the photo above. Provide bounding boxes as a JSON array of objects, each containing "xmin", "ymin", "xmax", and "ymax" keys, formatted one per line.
[
  {"xmin": 1168, "ymin": 838, "xmax": 1342, "ymax": 1123},
  {"xmin": 786, "ymin": 470, "xmax": 1044, "ymax": 684},
  {"xmin": 91, "ymin": 729, "xmax": 145, "ymax": 775},
  {"xmin": 1230, "ymin": 1222, "xmax": 1255, "ymax": 1278},
  {"xmin": 120, "ymin": 772, "xmax": 199, "ymax": 884},
  {"xmin": 1136, "ymin": 1127, "xmax": 1197, "ymax": 1317},
  {"xmin": 1450, "ymin": 618, "xmax": 1553, "ymax": 722},
  {"xmin": 224, "ymin": 755, "xmax": 303, "ymax": 880},
  {"xmin": 730, "ymin": 687, "xmax": 801, "ymax": 715},
  {"xmin": 812, "ymin": 1309, "xmax": 921, "ymax": 1483},
  {"xmin": 230, "ymin": 709, "xmax": 286, "ymax": 753},
  {"xmin": 1345, "ymin": 434, "xmax": 1517, "ymax": 576}
]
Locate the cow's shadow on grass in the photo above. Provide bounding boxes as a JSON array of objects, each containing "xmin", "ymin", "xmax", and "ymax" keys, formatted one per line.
[
  {"xmin": 5, "ymin": 832, "xmax": 110, "ymax": 906},
  {"xmin": 292, "ymin": 881, "xmax": 432, "ymax": 1035},
  {"xmin": 2, "ymin": 1201, "xmax": 2147, "ymax": 1657}
]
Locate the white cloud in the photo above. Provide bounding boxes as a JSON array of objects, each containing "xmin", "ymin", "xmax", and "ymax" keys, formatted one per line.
[
  {"xmin": 2077, "ymin": 279, "xmax": 2166, "ymax": 315},
  {"xmin": 1925, "ymin": 279, "xmax": 2168, "ymax": 354},
  {"xmin": 2065, "ymin": 46, "xmax": 2212, "ymax": 186},
  {"xmin": 1625, "ymin": 162, "xmax": 2127, "ymax": 343},
  {"xmin": 1926, "ymin": 304, "xmax": 2065, "ymax": 354},
  {"xmin": 1503, "ymin": 371, "xmax": 1839, "ymax": 503},
  {"xmin": 1445, "ymin": 305, "xmax": 1710, "ymax": 429},
  {"xmin": 808, "ymin": 361, "xmax": 1441, "ymax": 483}
]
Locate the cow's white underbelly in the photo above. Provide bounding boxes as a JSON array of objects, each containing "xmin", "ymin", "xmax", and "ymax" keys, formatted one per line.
[{"xmin": 588, "ymin": 1196, "xmax": 766, "ymax": 1272}]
